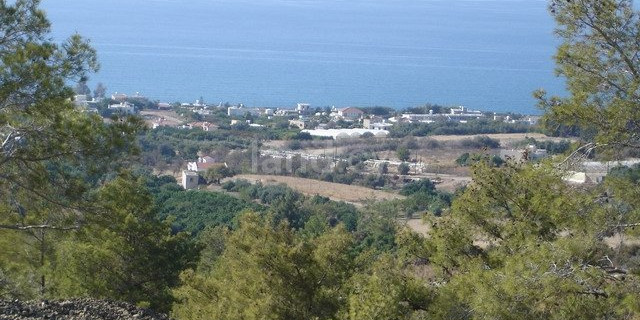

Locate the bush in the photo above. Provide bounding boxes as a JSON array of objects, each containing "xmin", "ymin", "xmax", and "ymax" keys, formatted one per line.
[
  {"xmin": 396, "ymin": 147, "xmax": 410, "ymax": 161},
  {"xmin": 398, "ymin": 162, "xmax": 410, "ymax": 175},
  {"xmin": 400, "ymin": 179, "xmax": 436, "ymax": 196},
  {"xmin": 460, "ymin": 136, "xmax": 500, "ymax": 149}
]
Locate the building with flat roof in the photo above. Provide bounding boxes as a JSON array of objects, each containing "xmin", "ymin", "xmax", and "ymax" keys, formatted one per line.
[
  {"xmin": 108, "ymin": 102, "xmax": 136, "ymax": 115},
  {"xmin": 181, "ymin": 170, "xmax": 199, "ymax": 190}
]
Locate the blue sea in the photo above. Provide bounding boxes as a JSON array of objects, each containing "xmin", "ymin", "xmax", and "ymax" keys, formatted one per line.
[{"xmin": 42, "ymin": 0, "xmax": 564, "ymax": 114}]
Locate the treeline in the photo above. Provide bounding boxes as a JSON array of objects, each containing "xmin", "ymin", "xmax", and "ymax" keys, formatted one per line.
[
  {"xmin": 513, "ymin": 137, "xmax": 573, "ymax": 155},
  {"xmin": 390, "ymin": 119, "xmax": 536, "ymax": 138}
]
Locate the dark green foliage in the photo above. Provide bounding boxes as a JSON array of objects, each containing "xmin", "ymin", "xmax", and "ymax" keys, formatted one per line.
[
  {"xmin": 222, "ymin": 181, "xmax": 359, "ymax": 232},
  {"xmin": 54, "ymin": 175, "xmax": 199, "ymax": 313},
  {"xmin": 293, "ymin": 131, "xmax": 313, "ymax": 140},
  {"xmin": 73, "ymin": 80, "xmax": 91, "ymax": 96},
  {"xmin": 609, "ymin": 164, "xmax": 640, "ymax": 183},
  {"xmin": 396, "ymin": 147, "xmax": 410, "ymax": 161},
  {"xmin": 459, "ymin": 135, "xmax": 500, "ymax": 149},
  {"xmin": 93, "ymin": 82, "xmax": 106, "ymax": 99},
  {"xmin": 363, "ymin": 174, "xmax": 386, "ymax": 189},
  {"xmin": 539, "ymin": 0, "xmax": 640, "ymax": 154},
  {"xmin": 173, "ymin": 214, "xmax": 359, "ymax": 320},
  {"xmin": 390, "ymin": 119, "xmax": 535, "ymax": 138},
  {"xmin": 455, "ymin": 152, "xmax": 472, "ymax": 167},
  {"xmin": 145, "ymin": 174, "xmax": 260, "ymax": 234},
  {"xmin": 221, "ymin": 179, "xmax": 252, "ymax": 192},
  {"xmin": 378, "ymin": 162, "xmax": 389, "ymax": 174},
  {"xmin": 404, "ymin": 103, "xmax": 448, "ymax": 114},
  {"xmin": 400, "ymin": 179, "xmax": 436, "ymax": 196},
  {"xmin": 125, "ymin": 96, "xmax": 156, "ymax": 110},
  {"xmin": 155, "ymin": 190, "xmax": 260, "ymax": 234},
  {"xmin": 203, "ymin": 165, "xmax": 234, "ymax": 184},
  {"xmin": 398, "ymin": 162, "xmax": 410, "ymax": 175},
  {"xmin": 306, "ymin": 195, "xmax": 358, "ymax": 232},
  {"xmin": 0, "ymin": 0, "xmax": 147, "ymax": 303},
  {"xmin": 456, "ymin": 152, "xmax": 503, "ymax": 167},
  {"xmin": 515, "ymin": 137, "xmax": 573, "ymax": 155},
  {"xmin": 397, "ymin": 179, "xmax": 452, "ymax": 216},
  {"xmin": 360, "ymin": 106, "xmax": 396, "ymax": 116}
]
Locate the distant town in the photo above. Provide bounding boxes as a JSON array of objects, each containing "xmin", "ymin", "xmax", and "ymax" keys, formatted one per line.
[
  {"xmin": 73, "ymin": 91, "xmax": 541, "ymax": 138},
  {"xmin": 70, "ymin": 90, "xmax": 621, "ymax": 194}
]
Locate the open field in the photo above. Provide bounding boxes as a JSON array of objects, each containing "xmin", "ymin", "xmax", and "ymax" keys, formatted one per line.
[
  {"xmin": 419, "ymin": 133, "xmax": 575, "ymax": 147},
  {"xmin": 231, "ymin": 174, "xmax": 405, "ymax": 204},
  {"xmin": 140, "ymin": 110, "xmax": 185, "ymax": 127}
]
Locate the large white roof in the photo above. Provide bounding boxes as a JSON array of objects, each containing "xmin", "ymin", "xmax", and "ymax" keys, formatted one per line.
[{"xmin": 302, "ymin": 128, "xmax": 389, "ymax": 139}]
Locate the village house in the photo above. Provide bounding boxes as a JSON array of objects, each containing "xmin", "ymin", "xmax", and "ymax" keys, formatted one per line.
[
  {"xmin": 296, "ymin": 103, "xmax": 312, "ymax": 115},
  {"xmin": 336, "ymin": 107, "xmax": 364, "ymax": 120},
  {"xmin": 500, "ymin": 145, "xmax": 548, "ymax": 163},
  {"xmin": 363, "ymin": 117, "xmax": 393, "ymax": 130},
  {"xmin": 73, "ymin": 94, "xmax": 89, "ymax": 107},
  {"xmin": 157, "ymin": 102, "xmax": 172, "ymax": 109},
  {"xmin": 188, "ymin": 121, "xmax": 217, "ymax": 131},
  {"xmin": 289, "ymin": 119, "xmax": 309, "ymax": 129},
  {"xmin": 108, "ymin": 101, "xmax": 136, "ymax": 115},
  {"xmin": 111, "ymin": 92, "xmax": 127, "ymax": 101},
  {"xmin": 181, "ymin": 170, "xmax": 199, "ymax": 190},
  {"xmin": 187, "ymin": 156, "xmax": 227, "ymax": 172}
]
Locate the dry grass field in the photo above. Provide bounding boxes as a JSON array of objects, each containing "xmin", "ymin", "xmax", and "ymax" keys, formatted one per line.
[
  {"xmin": 140, "ymin": 110, "xmax": 185, "ymax": 127},
  {"xmin": 421, "ymin": 132, "xmax": 565, "ymax": 143},
  {"xmin": 232, "ymin": 174, "xmax": 405, "ymax": 204},
  {"xmin": 403, "ymin": 218, "xmax": 432, "ymax": 236}
]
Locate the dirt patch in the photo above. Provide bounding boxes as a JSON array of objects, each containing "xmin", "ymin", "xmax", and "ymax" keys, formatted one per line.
[
  {"xmin": 232, "ymin": 174, "xmax": 405, "ymax": 203},
  {"xmin": 403, "ymin": 218, "xmax": 431, "ymax": 236},
  {"xmin": 140, "ymin": 110, "xmax": 185, "ymax": 127}
]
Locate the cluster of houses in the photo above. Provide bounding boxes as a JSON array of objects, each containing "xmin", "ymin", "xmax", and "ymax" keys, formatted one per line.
[
  {"xmin": 73, "ymin": 92, "xmax": 541, "ymax": 140},
  {"xmin": 73, "ymin": 92, "xmax": 143, "ymax": 115},
  {"xmin": 151, "ymin": 100, "xmax": 543, "ymax": 140}
]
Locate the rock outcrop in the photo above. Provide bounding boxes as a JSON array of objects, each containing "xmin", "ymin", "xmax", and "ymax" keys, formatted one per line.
[{"xmin": 0, "ymin": 298, "xmax": 171, "ymax": 320}]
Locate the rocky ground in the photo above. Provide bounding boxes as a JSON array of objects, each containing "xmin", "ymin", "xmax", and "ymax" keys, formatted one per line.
[{"xmin": 0, "ymin": 299, "xmax": 171, "ymax": 320}]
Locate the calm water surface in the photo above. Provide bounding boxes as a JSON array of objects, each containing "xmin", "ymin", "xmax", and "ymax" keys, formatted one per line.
[{"xmin": 42, "ymin": 0, "xmax": 565, "ymax": 113}]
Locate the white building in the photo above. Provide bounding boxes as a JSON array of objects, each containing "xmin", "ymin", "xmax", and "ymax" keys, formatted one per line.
[
  {"xmin": 363, "ymin": 118, "xmax": 393, "ymax": 130},
  {"xmin": 187, "ymin": 160, "xmax": 227, "ymax": 172},
  {"xmin": 181, "ymin": 170, "xmax": 199, "ymax": 190},
  {"xmin": 275, "ymin": 109, "xmax": 299, "ymax": 116},
  {"xmin": 108, "ymin": 102, "xmax": 136, "ymax": 115},
  {"xmin": 296, "ymin": 103, "xmax": 311, "ymax": 115},
  {"xmin": 111, "ymin": 92, "xmax": 127, "ymax": 101},
  {"xmin": 401, "ymin": 106, "xmax": 484, "ymax": 123},
  {"xmin": 289, "ymin": 119, "xmax": 309, "ymax": 129},
  {"xmin": 302, "ymin": 128, "xmax": 389, "ymax": 139}
]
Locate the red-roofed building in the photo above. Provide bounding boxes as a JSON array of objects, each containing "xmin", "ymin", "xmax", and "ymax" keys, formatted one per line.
[
  {"xmin": 338, "ymin": 107, "xmax": 364, "ymax": 120},
  {"xmin": 187, "ymin": 160, "xmax": 227, "ymax": 172}
]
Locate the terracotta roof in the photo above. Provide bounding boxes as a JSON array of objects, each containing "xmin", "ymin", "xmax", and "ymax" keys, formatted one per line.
[
  {"xmin": 196, "ymin": 162, "xmax": 226, "ymax": 171},
  {"xmin": 340, "ymin": 107, "xmax": 364, "ymax": 113}
]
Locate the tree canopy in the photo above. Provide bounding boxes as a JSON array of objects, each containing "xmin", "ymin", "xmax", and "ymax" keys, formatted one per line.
[{"xmin": 539, "ymin": 0, "xmax": 640, "ymax": 155}]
